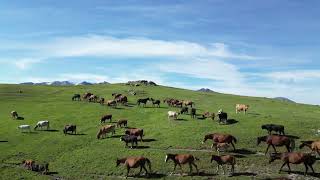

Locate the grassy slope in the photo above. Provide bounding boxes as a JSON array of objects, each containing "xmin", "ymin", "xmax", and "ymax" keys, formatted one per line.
[{"xmin": 0, "ymin": 84, "xmax": 320, "ymax": 180}]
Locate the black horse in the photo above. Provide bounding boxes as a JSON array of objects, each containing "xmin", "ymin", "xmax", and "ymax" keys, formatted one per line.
[
  {"xmin": 72, "ymin": 94, "xmax": 81, "ymax": 101},
  {"xmin": 137, "ymin": 98, "xmax": 150, "ymax": 107}
]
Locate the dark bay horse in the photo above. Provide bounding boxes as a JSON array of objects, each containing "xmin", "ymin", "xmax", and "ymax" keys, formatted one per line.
[
  {"xmin": 165, "ymin": 154, "xmax": 199, "ymax": 175},
  {"xmin": 257, "ymin": 135, "xmax": 295, "ymax": 155},
  {"xmin": 269, "ymin": 152, "xmax": 316, "ymax": 175},
  {"xmin": 72, "ymin": 94, "xmax": 81, "ymax": 101},
  {"xmin": 116, "ymin": 156, "xmax": 151, "ymax": 178},
  {"xmin": 137, "ymin": 98, "xmax": 150, "ymax": 107},
  {"xmin": 202, "ymin": 133, "xmax": 237, "ymax": 151}
]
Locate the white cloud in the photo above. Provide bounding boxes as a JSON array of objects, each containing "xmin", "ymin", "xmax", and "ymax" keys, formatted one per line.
[{"xmin": 263, "ymin": 70, "xmax": 320, "ymax": 82}]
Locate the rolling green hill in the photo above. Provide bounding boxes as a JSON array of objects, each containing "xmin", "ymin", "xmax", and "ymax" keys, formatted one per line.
[{"xmin": 1, "ymin": 84, "xmax": 320, "ymax": 180}]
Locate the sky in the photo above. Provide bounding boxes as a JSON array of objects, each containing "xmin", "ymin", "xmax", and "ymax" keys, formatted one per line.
[{"xmin": 0, "ymin": 0, "xmax": 320, "ymax": 105}]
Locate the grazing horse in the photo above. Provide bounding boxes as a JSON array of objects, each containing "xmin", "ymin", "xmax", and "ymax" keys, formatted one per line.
[
  {"xmin": 18, "ymin": 125, "xmax": 31, "ymax": 132},
  {"xmin": 125, "ymin": 128, "xmax": 144, "ymax": 141},
  {"xmin": 217, "ymin": 110, "xmax": 228, "ymax": 124},
  {"xmin": 72, "ymin": 94, "xmax": 81, "ymax": 101},
  {"xmin": 150, "ymin": 98, "xmax": 160, "ymax": 107},
  {"xmin": 31, "ymin": 162, "xmax": 49, "ymax": 174},
  {"xmin": 168, "ymin": 111, "xmax": 179, "ymax": 120},
  {"xmin": 257, "ymin": 135, "xmax": 295, "ymax": 155},
  {"xmin": 183, "ymin": 100, "xmax": 195, "ymax": 107},
  {"xmin": 117, "ymin": 119, "xmax": 128, "ymax": 128},
  {"xmin": 101, "ymin": 114, "xmax": 112, "ymax": 123},
  {"xmin": 269, "ymin": 152, "xmax": 316, "ymax": 175},
  {"xmin": 137, "ymin": 98, "xmax": 150, "ymax": 107},
  {"xmin": 120, "ymin": 135, "xmax": 138, "ymax": 148},
  {"xmin": 97, "ymin": 125, "xmax": 115, "ymax": 139},
  {"xmin": 112, "ymin": 93, "xmax": 122, "ymax": 99},
  {"xmin": 261, "ymin": 124, "xmax": 285, "ymax": 135},
  {"xmin": 116, "ymin": 156, "xmax": 152, "ymax": 178},
  {"xmin": 299, "ymin": 140, "xmax": 320, "ymax": 156},
  {"xmin": 235, "ymin": 104, "xmax": 249, "ymax": 114},
  {"xmin": 202, "ymin": 112, "xmax": 215, "ymax": 120},
  {"xmin": 115, "ymin": 95, "xmax": 128, "ymax": 105},
  {"xmin": 211, "ymin": 155, "xmax": 236, "ymax": 175},
  {"xmin": 202, "ymin": 133, "xmax": 237, "ymax": 151},
  {"xmin": 11, "ymin": 111, "xmax": 19, "ymax": 119},
  {"xmin": 99, "ymin": 98, "xmax": 105, "ymax": 105},
  {"xmin": 165, "ymin": 154, "xmax": 199, "ymax": 175},
  {"xmin": 82, "ymin": 92, "xmax": 93, "ymax": 100},
  {"xmin": 106, "ymin": 100, "xmax": 117, "ymax": 107},
  {"xmin": 180, "ymin": 107, "xmax": 189, "ymax": 114},
  {"xmin": 63, "ymin": 125, "xmax": 76, "ymax": 135},
  {"xmin": 34, "ymin": 121, "xmax": 50, "ymax": 130},
  {"xmin": 88, "ymin": 94, "xmax": 98, "ymax": 102},
  {"xmin": 22, "ymin": 160, "xmax": 35, "ymax": 170}
]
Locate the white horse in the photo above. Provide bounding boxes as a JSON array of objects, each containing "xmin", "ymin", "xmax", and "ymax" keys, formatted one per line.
[
  {"xmin": 34, "ymin": 121, "xmax": 50, "ymax": 130},
  {"xmin": 18, "ymin": 125, "xmax": 31, "ymax": 132},
  {"xmin": 167, "ymin": 111, "xmax": 179, "ymax": 120}
]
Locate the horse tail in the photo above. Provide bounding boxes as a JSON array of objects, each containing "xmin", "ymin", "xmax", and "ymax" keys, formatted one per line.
[
  {"xmin": 145, "ymin": 158, "xmax": 152, "ymax": 172},
  {"xmin": 290, "ymin": 138, "xmax": 295, "ymax": 152},
  {"xmin": 232, "ymin": 136, "xmax": 237, "ymax": 144}
]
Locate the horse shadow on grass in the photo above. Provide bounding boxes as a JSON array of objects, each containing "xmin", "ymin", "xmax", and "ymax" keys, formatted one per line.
[
  {"xmin": 43, "ymin": 129, "xmax": 59, "ymax": 132},
  {"xmin": 133, "ymin": 145, "xmax": 150, "ymax": 149},
  {"xmin": 233, "ymin": 148, "xmax": 256, "ymax": 155},
  {"xmin": 46, "ymin": 172, "xmax": 59, "ymax": 175},
  {"xmin": 175, "ymin": 118, "xmax": 187, "ymax": 121},
  {"xmin": 232, "ymin": 172, "xmax": 257, "ymax": 177},
  {"xmin": 110, "ymin": 135, "xmax": 123, "ymax": 138},
  {"xmin": 22, "ymin": 131, "xmax": 38, "ymax": 134},
  {"xmin": 218, "ymin": 119, "xmax": 238, "ymax": 125},
  {"xmin": 16, "ymin": 116, "xmax": 24, "ymax": 120},
  {"xmin": 0, "ymin": 140, "xmax": 8, "ymax": 143},
  {"xmin": 67, "ymin": 133, "xmax": 87, "ymax": 136},
  {"xmin": 142, "ymin": 138, "xmax": 157, "ymax": 142},
  {"xmin": 129, "ymin": 172, "xmax": 167, "ymax": 179}
]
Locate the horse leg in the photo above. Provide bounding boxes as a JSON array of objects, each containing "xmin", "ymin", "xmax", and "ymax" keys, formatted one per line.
[
  {"xmin": 222, "ymin": 165, "xmax": 226, "ymax": 175},
  {"xmin": 171, "ymin": 163, "xmax": 177, "ymax": 175},
  {"xmin": 231, "ymin": 164, "xmax": 235, "ymax": 175},
  {"xmin": 192, "ymin": 162, "xmax": 199, "ymax": 174},
  {"xmin": 272, "ymin": 145, "xmax": 277, "ymax": 153},
  {"xmin": 304, "ymin": 163, "xmax": 308, "ymax": 176},
  {"xmin": 265, "ymin": 144, "xmax": 271, "ymax": 155},
  {"xmin": 215, "ymin": 165, "xmax": 220, "ymax": 174},
  {"xmin": 142, "ymin": 165, "xmax": 148, "ymax": 176},
  {"xmin": 126, "ymin": 167, "xmax": 130, "ymax": 178},
  {"xmin": 286, "ymin": 163, "xmax": 291, "ymax": 174},
  {"xmin": 178, "ymin": 164, "xmax": 183, "ymax": 175},
  {"xmin": 231, "ymin": 142, "xmax": 236, "ymax": 151},
  {"xmin": 309, "ymin": 164, "xmax": 315, "ymax": 174},
  {"xmin": 279, "ymin": 162, "xmax": 286, "ymax": 173},
  {"xmin": 188, "ymin": 163, "xmax": 193, "ymax": 175}
]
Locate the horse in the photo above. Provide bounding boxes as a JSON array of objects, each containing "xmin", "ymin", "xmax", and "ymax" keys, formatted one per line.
[
  {"xmin": 82, "ymin": 92, "xmax": 93, "ymax": 100},
  {"xmin": 165, "ymin": 153, "xmax": 199, "ymax": 175},
  {"xmin": 299, "ymin": 140, "xmax": 320, "ymax": 156},
  {"xmin": 202, "ymin": 133, "xmax": 237, "ymax": 151},
  {"xmin": 183, "ymin": 100, "xmax": 195, "ymax": 107},
  {"xmin": 63, "ymin": 125, "xmax": 76, "ymax": 135},
  {"xmin": 261, "ymin": 124, "xmax": 285, "ymax": 135},
  {"xmin": 97, "ymin": 125, "xmax": 115, "ymax": 139},
  {"xmin": 22, "ymin": 160, "xmax": 35, "ymax": 170},
  {"xmin": 112, "ymin": 93, "xmax": 122, "ymax": 99},
  {"xmin": 117, "ymin": 119, "xmax": 128, "ymax": 128},
  {"xmin": 125, "ymin": 128, "xmax": 144, "ymax": 141},
  {"xmin": 120, "ymin": 135, "xmax": 138, "ymax": 148},
  {"xmin": 190, "ymin": 108, "xmax": 196, "ymax": 119},
  {"xmin": 88, "ymin": 94, "xmax": 98, "ymax": 102},
  {"xmin": 116, "ymin": 156, "xmax": 151, "ymax": 178},
  {"xmin": 137, "ymin": 98, "xmax": 150, "ymax": 107},
  {"xmin": 257, "ymin": 135, "xmax": 295, "ymax": 155},
  {"xmin": 213, "ymin": 143, "xmax": 230, "ymax": 155},
  {"xmin": 202, "ymin": 112, "xmax": 215, "ymax": 120},
  {"xmin": 115, "ymin": 95, "xmax": 128, "ymax": 105},
  {"xmin": 34, "ymin": 121, "xmax": 50, "ymax": 130},
  {"xmin": 31, "ymin": 162, "xmax": 49, "ymax": 174},
  {"xmin": 235, "ymin": 104, "xmax": 249, "ymax": 114},
  {"xmin": 11, "ymin": 111, "xmax": 19, "ymax": 119},
  {"xmin": 72, "ymin": 94, "xmax": 81, "ymax": 101},
  {"xmin": 217, "ymin": 110, "xmax": 228, "ymax": 124},
  {"xmin": 99, "ymin": 98, "xmax": 105, "ymax": 105},
  {"xmin": 106, "ymin": 100, "xmax": 117, "ymax": 107},
  {"xmin": 269, "ymin": 152, "xmax": 316, "ymax": 175},
  {"xmin": 211, "ymin": 155, "xmax": 236, "ymax": 175},
  {"xmin": 18, "ymin": 125, "xmax": 31, "ymax": 132},
  {"xmin": 168, "ymin": 111, "xmax": 179, "ymax": 120},
  {"xmin": 180, "ymin": 107, "xmax": 189, "ymax": 114},
  {"xmin": 150, "ymin": 98, "xmax": 160, "ymax": 107},
  {"xmin": 101, "ymin": 114, "xmax": 112, "ymax": 123}
]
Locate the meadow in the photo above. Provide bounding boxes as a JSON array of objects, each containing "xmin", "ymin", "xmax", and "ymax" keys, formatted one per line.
[{"xmin": 1, "ymin": 83, "xmax": 320, "ymax": 180}]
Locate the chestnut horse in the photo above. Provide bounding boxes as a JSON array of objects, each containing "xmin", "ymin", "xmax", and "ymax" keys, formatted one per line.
[
  {"xmin": 116, "ymin": 156, "xmax": 151, "ymax": 178},
  {"xmin": 97, "ymin": 125, "xmax": 115, "ymax": 139},
  {"xmin": 257, "ymin": 135, "xmax": 295, "ymax": 155},
  {"xmin": 269, "ymin": 152, "xmax": 316, "ymax": 175},
  {"xmin": 125, "ymin": 128, "xmax": 144, "ymax": 141},
  {"xmin": 299, "ymin": 140, "xmax": 320, "ymax": 156},
  {"xmin": 202, "ymin": 133, "xmax": 237, "ymax": 151},
  {"xmin": 165, "ymin": 154, "xmax": 199, "ymax": 175}
]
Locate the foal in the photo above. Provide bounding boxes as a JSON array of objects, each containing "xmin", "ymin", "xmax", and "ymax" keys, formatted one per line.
[
  {"xmin": 202, "ymin": 133, "xmax": 237, "ymax": 151},
  {"xmin": 269, "ymin": 152, "xmax": 316, "ymax": 175},
  {"xmin": 116, "ymin": 156, "xmax": 151, "ymax": 178},
  {"xmin": 211, "ymin": 155, "xmax": 236, "ymax": 175},
  {"xmin": 165, "ymin": 154, "xmax": 199, "ymax": 175}
]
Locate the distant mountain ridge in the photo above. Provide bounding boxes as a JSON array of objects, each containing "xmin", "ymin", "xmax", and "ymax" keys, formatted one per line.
[
  {"xmin": 197, "ymin": 88, "xmax": 216, "ymax": 93},
  {"xmin": 273, "ymin": 97, "xmax": 295, "ymax": 103}
]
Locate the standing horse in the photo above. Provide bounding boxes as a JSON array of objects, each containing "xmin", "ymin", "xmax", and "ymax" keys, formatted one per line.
[
  {"xmin": 150, "ymin": 98, "xmax": 160, "ymax": 107},
  {"xmin": 11, "ymin": 111, "xmax": 19, "ymax": 119},
  {"xmin": 125, "ymin": 128, "xmax": 144, "ymax": 141},
  {"xmin": 97, "ymin": 125, "xmax": 115, "ymax": 139},
  {"xmin": 217, "ymin": 110, "xmax": 228, "ymax": 124},
  {"xmin": 257, "ymin": 135, "xmax": 295, "ymax": 155},
  {"xmin": 72, "ymin": 94, "xmax": 81, "ymax": 101},
  {"xmin": 211, "ymin": 155, "xmax": 236, "ymax": 175},
  {"xmin": 63, "ymin": 125, "xmax": 76, "ymax": 135},
  {"xmin": 82, "ymin": 92, "xmax": 93, "ymax": 100},
  {"xmin": 183, "ymin": 100, "xmax": 195, "ymax": 107},
  {"xmin": 116, "ymin": 156, "xmax": 152, "ymax": 178},
  {"xmin": 165, "ymin": 154, "xmax": 199, "ymax": 175},
  {"xmin": 137, "ymin": 98, "xmax": 150, "ymax": 107},
  {"xmin": 115, "ymin": 95, "xmax": 128, "ymax": 105},
  {"xmin": 300, "ymin": 140, "xmax": 320, "ymax": 156},
  {"xmin": 269, "ymin": 152, "xmax": 316, "ymax": 175},
  {"xmin": 34, "ymin": 121, "xmax": 50, "ymax": 130},
  {"xmin": 101, "ymin": 114, "xmax": 112, "ymax": 123},
  {"xmin": 202, "ymin": 133, "xmax": 237, "ymax": 151}
]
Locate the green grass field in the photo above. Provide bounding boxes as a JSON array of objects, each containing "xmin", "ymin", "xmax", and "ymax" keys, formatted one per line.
[{"xmin": 1, "ymin": 84, "xmax": 320, "ymax": 180}]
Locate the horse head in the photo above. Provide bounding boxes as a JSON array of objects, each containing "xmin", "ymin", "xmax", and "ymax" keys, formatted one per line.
[
  {"xmin": 269, "ymin": 152, "xmax": 281, "ymax": 163},
  {"xmin": 257, "ymin": 136, "xmax": 266, "ymax": 145}
]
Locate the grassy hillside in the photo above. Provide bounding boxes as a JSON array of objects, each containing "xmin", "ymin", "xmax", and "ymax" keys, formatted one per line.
[{"xmin": 1, "ymin": 84, "xmax": 320, "ymax": 180}]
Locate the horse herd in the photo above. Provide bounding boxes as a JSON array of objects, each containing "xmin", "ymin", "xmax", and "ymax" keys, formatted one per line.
[{"xmin": 11, "ymin": 92, "xmax": 320, "ymax": 178}]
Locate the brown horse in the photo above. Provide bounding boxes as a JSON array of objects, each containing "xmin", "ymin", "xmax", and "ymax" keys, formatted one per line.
[
  {"xmin": 257, "ymin": 135, "xmax": 295, "ymax": 155},
  {"xmin": 116, "ymin": 156, "xmax": 151, "ymax": 178},
  {"xmin": 165, "ymin": 154, "xmax": 199, "ymax": 175},
  {"xmin": 300, "ymin": 140, "xmax": 320, "ymax": 156},
  {"xmin": 106, "ymin": 100, "xmax": 117, "ymax": 107},
  {"xmin": 115, "ymin": 95, "xmax": 128, "ymax": 105},
  {"xmin": 183, "ymin": 100, "xmax": 195, "ymax": 107},
  {"xmin": 82, "ymin": 92, "xmax": 93, "ymax": 100},
  {"xmin": 211, "ymin": 155, "xmax": 236, "ymax": 175},
  {"xmin": 117, "ymin": 119, "xmax": 128, "ymax": 128},
  {"xmin": 97, "ymin": 125, "xmax": 115, "ymax": 139},
  {"xmin": 125, "ymin": 128, "xmax": 144, "ymax": 141},
  {"xmin": 202, "ymin": 133, "xmax": 237, "ymax": 151},
  {"xmin": 269, "ymin": 152, "xmax": 316, "ymax": 175},
  {"xmin": 101, "ymin": 114, "xmax": 112, "ymax": 123}
]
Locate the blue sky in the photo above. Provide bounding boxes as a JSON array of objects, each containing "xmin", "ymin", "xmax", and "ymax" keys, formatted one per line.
[{"xmin": 0, "ymin": 0, "xmax": 320, "ymax": 104}]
